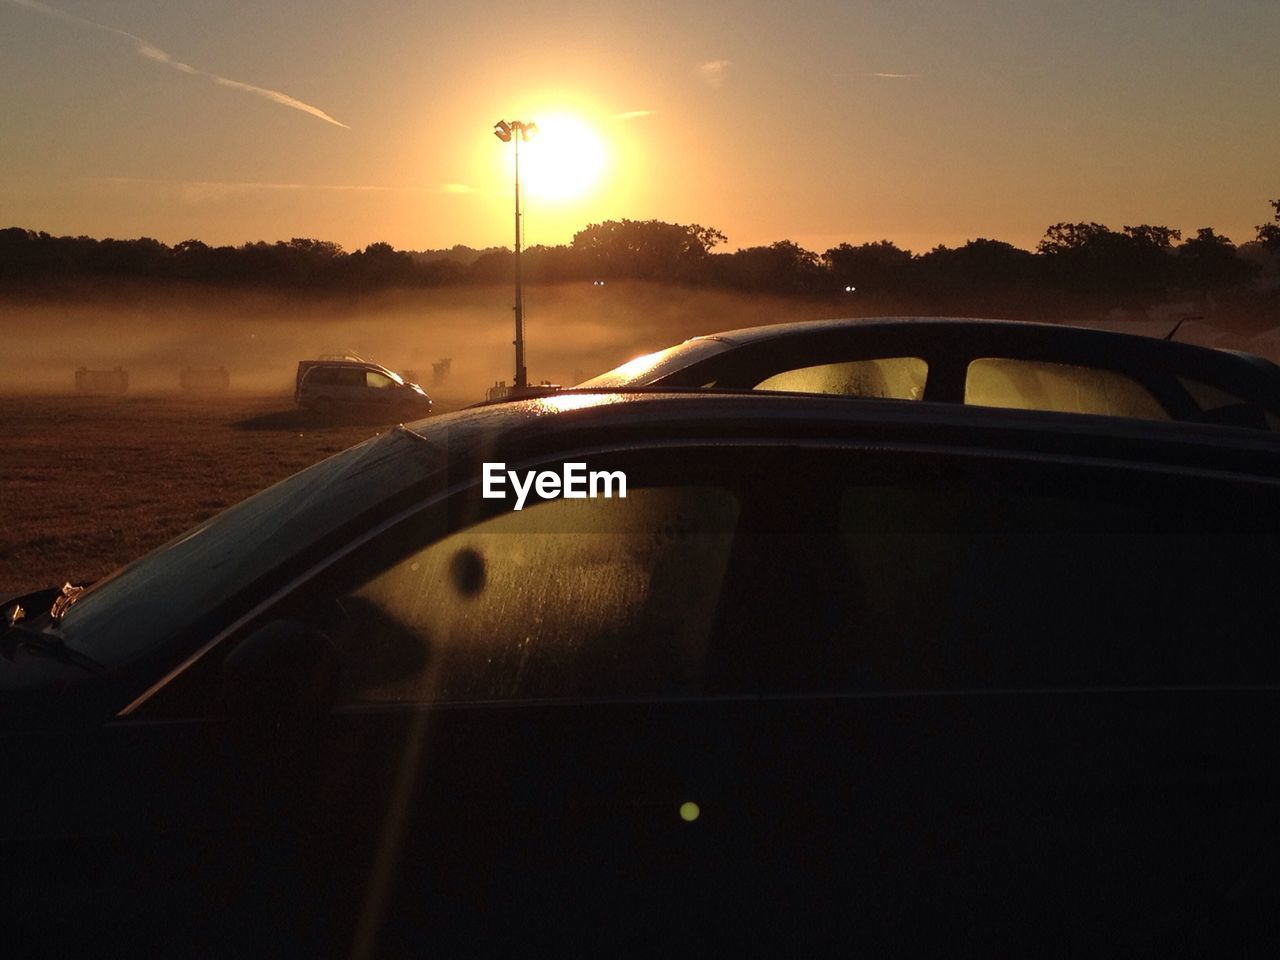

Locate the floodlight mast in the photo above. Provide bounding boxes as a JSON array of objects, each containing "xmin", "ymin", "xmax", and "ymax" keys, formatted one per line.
[{"xmin": 494, "ymin": 119, "xmax": 537, "ymax": 390}]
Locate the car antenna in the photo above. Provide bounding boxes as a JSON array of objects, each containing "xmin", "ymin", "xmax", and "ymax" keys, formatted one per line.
[{"xmin": 1164, "ymin": 315, "xmax": 1202, "ymax": 341}]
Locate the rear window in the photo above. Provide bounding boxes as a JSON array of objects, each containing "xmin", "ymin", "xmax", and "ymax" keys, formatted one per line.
[
  {"xmin": 966, "ymin": 358, "xmax": 1170, "ymax": 420},
  {"xmin": 1178, "ymin": 375, "xmax": 1280, "ymax": 430},
  {"xmin": 754, "ymin": 357, "xmax": 927, "ymax": 399}
]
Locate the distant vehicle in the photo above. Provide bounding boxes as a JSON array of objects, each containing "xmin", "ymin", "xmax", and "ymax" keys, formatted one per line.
[
  {"xmin": 295, "ymin": 355, "xmax": 432, "ymax": 419},
  {"xmin": 179, "ymin": 366, "xmax": 230, "ymax": 392},
  {"xmin": 74, "ymin": 366, "xmax": 129, "ymax": 394},
  {"xmin": 576, "ymin": 317, "xmax": 1280, "ymax": 430},
  {"xmin": 3, "ymin": 385, "xmax": 1278, "ymax": 953}
]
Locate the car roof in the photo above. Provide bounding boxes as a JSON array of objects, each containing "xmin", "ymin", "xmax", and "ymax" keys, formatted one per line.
[
  {"xmin": 303, "ymin": 359, "xmax": 400, "ymax": 377},
  {"xmin": 646, "ymin": 316, "xmax": 1278, "ymax": 375},
  {"xmin": 418, "ymin": 390, "xmax": 1280, "ymax": 483},
  {"xmin": 575, "ymin": 317, "xmax": 1280, "ymax": 428},
  {"xmin": 692, "ymin": 315, "xmax": 1034, "ymax": 344},
  {"xmin": 307, "ymin": 359, "xmax": 387, "ymax": 369}
]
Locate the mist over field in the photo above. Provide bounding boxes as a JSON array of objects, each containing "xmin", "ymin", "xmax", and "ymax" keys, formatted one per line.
[
  {"xmin": 7, "ymin": 276, "xmax": 1275, "ymax": 595},
  {"xmin": 4, "ymin": 280, "xmax": 1279, "ymax": 403},
  {"xmin": 0, "ymin": 281, "xmax": 861, "ymax": 401}
]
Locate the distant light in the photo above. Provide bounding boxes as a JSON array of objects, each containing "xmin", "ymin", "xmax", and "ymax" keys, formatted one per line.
[
  {"xmin": 679, "ymin": 801, "xmax": 700, "ymax": 822},
  {"xmin": 593, "ymin": 279, "xmax": 606, "ymax": 286},
  {"xmin": 845, "ymin": 285, "xmax": 856, "ymax": 292}
]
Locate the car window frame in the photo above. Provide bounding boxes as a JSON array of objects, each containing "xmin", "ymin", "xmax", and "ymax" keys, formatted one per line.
[
  {"xmin": 122, "ymin": 433, "xmax": 1280, "ymax": 719},
  {"xmin": 121, "ymin": 440, "xmax": 761, "ymax": 718}
]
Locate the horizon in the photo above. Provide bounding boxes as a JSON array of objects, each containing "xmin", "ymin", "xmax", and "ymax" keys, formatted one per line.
[
  {"xmin": 5, "ymin": 211, "xmax": 1276, "ymax": 259},
  {"xmin": 2, "ymin": 1, "xmax": 1277, "ymax": 256}
]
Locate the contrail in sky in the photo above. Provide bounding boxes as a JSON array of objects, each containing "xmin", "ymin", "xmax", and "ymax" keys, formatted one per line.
[
  {"xmin": 5, "ymin": 0, "xmax": 349, "ymax": 128},
  {"xmin": 613, "ymin": 110, "xmax": 656, "ymax": 121},
  {"xmin": 868, "ymin": 72, "xmax": 922, "ymax": 79},
  {"xmin": 94, "ymin": 177, "xmax": 470, "ymax": 195}
]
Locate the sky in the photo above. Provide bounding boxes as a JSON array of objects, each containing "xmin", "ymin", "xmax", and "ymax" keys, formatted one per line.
[{"xmin": 1, "ymin": 0, "xmax": 1277, "ymax": 255}]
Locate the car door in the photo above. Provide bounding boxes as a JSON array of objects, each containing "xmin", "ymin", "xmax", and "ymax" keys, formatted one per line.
[
  {"xmin": 5, "ymin": 692, "xmax": 272, "ymax": 954},
  {"xmin": 239, "ymin": 447, "xmax": 771, "ymax": 952},
  {"xmin": 362, "ymin": 369, "xmax": 399, "ymax": 411},
  {"xmin": 720, "ymin": 447, "xmax": 1280, "ymax": 951}
]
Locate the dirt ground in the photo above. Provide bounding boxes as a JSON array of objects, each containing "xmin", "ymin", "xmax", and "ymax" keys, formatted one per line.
[{"xmin": 0, "ymin": 391, "xmax": 464, "ymax": 597}]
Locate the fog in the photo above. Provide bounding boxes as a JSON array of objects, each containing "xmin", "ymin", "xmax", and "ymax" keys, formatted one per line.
[
  {"xmin": 3, "ymin": 282, "xmax": 1275, "ymax": 403},
  {"xmin": 0, "ymin": 282, "xmax": 846, "ymax": 403}
]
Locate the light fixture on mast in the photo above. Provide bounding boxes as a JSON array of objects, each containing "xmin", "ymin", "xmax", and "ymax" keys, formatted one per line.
[{"xmin": 493, "ymin": 119, "xmax": 538, "ymax": 390}]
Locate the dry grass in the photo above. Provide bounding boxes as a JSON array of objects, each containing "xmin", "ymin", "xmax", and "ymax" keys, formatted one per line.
[{"xmin": 0, "ymin": 392, "xmax": 457, "ymax": 597}]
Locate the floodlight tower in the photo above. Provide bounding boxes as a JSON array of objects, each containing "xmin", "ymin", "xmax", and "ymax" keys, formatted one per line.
[{"xmin": 493, "ymin": 119, "xmax": 538, "ymax": 390}]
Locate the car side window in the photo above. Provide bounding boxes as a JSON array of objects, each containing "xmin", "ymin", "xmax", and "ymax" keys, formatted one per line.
[
  {"xmin": 308, "ymin": 367, "xmax": 337, "ymax": 386},
  {"xmin": 803, "ymin": 472, "xmax": 1277, "ymax": 690},
  {"xmin": 965, "ymin": 357, "xmax": 1170, "ymax": 420},
  {"xmin": 325, "ymin": 486, "xmax": 740, "ymax": 704},
  {"xmin": 754, "ymin": 357, "xmax": 927, "ymax": 399},
  {"xmin": 1177, "ymin": 375, "xmax": 1280, "ymax": 430},
  {"xmin": 366, "ymin": 371, "xmax": 394, "ymax": 390}
]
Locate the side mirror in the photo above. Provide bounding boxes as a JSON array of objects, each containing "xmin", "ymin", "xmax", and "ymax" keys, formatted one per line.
[{"xmin": 221, "ymin": 619, "xmax": 336, "ymax": 741}]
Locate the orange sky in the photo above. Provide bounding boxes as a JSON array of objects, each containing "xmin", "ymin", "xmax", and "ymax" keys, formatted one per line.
[{"xmin": 2, "ymin": 0, "xmax": 1277, "ymax": 255}]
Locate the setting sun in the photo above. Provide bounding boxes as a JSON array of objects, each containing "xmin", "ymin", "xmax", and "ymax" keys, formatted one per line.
[{"xmin": 520, "ymin": 114, "xmax": 606, "ymax": 202}]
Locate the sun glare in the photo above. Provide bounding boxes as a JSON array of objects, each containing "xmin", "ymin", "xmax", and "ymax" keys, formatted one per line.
[{"xmin": 520, "ymin": 114, "xmax": 606, "ymax": 201}]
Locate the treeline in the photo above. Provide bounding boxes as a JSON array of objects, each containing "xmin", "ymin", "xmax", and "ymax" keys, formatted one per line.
[{"xmin": 3, "ymin": 201, "xmax": 1278, "ymax": 317}]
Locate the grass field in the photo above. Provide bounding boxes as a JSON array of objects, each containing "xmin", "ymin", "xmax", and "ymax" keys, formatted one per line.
[{"xmin": 0, "ymin": 391, "xmax": 462, "ymax": 597}]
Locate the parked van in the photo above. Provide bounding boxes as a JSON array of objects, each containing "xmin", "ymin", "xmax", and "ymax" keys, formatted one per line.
[{"xmin": 294, "ymin": 355, "xmax": 432, "ymax": 420}]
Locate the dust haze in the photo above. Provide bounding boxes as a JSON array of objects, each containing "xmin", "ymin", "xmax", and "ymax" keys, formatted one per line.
[
  {"xmin": 0, "ymin": 282, "xmax": 851, "ymax": 403},
  {"xmin": 3, "ymin": 282, "xmax": 1277, "ymax": 403}
]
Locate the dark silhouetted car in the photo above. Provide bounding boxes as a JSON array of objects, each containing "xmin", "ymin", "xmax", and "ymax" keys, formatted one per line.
[
  {"xmin": 295, "ymin": 355, "xmax": 432, "ymax": 420},
  {"xmin": 4, "ymin": 345, "xmax": 1279, "ymax": 953},
  {"xmin": 578, "ymin": 317, "xmax": 1280, "ymax": 430}
]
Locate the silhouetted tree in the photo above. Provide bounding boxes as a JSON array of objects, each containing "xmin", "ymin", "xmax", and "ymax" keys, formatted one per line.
[
  {"xmin": 1, "ymin": 214, "xmax": 1272, "ymax": 320},
  {"xmin": 93, "ymin": 236, "xmax": 170, "ymax": 276},
  {"xmin": 915, "ymin": 238, "xmax": 1036, "ymax": 285},
  {"xmin": 1257, "ymin": 199, "xmax": 1280, "ymax": 252},
  {"xmin": 1122, "ymin": 224, "xmax": 1182, "ymax": 249},
  {"xmin": 1037, "ymin": 222, "xmax": 1116, "ymax": 255},
  {"xmin": 822, "ymin": 240, "xmax": 912, "ymax": 294},
  {"xmin": 1037, "ymin": 221, "xmax": 1180, "ymax": 302},
  {"xmin": 1176, "ymin": 228, "xmax": 1257, "ymax": 290},
  {"xmin": 572, "ymin": 219, "xmax": 726, "ymax": 281},
  {"xmin": 345, "ymin": 242, "xmax": 415, "ymax": 286},
  {"xmin": 712, "ymin": 240, "xmax": 823, "ymax": 293},
  {"xmin": 172, "ymin": 239, "xmax": 215, "ymax": 280},
  {"xmin": 417, "ymin": 258, "xmax": 468, "ymax": 284},
  {"xmin": 0, "ymin": 227, "xmax": 44, "ymax": 277},
  {"xmin": 468, "ymin": 248, "xmax": 515, "ymax": 283},
  {"xmin": 522, "ymin": 244, "xmax": 586, "ymax": 283}
]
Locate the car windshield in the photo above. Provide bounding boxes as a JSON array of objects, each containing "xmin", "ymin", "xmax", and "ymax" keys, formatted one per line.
[
  {"xmin": 377, "ymin": 367, "xmax": 405, "ymax": 385},
  {"xmin": 576, "ymin": 338, "xmax": 732, "ymax": 388},
  {"xmin": 56, "ymin": 425, "xmax": 443, "ymax": 665}
]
